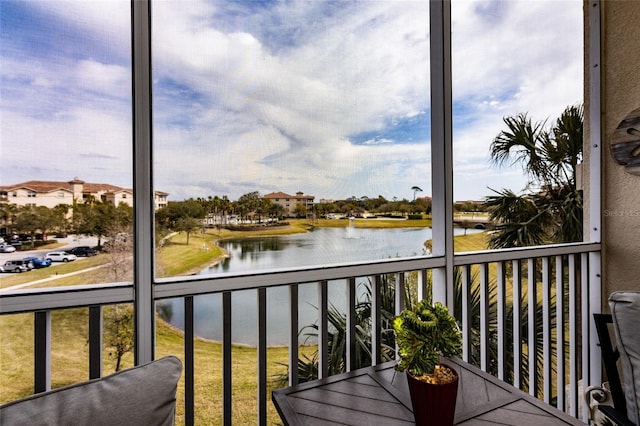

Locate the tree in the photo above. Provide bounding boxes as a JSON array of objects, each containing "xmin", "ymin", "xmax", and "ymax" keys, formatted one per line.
[
  {"xmin": 72, "ymin": 198, "xmax": 119, "ymax": 247},
  {"xmin": 13, "ymin": 206, "xmax": 54, "ymax": 247},
  {"xmin": 459, "ymin": 220, "xmax": 473, "ymax": 236},
  {"xmin": 0, "ymin": 204, "xmax": 19, "ymax": 235},
  {"xmin": 51, "ymin": 204, "xmax": 71, "ymax": 235},
  {"xmin": 411, "ymin": 186, "xmax": 423, "ymax": 201},
  {"xmin": 175, "ymin": 216, "xmax": 202, "ymax": 245},
  {"xmin": 269, "ymin": 202, "xmax": 285, "ymax": 220},
  {"xmin": 155, "ymin": 199, "xmax": 206, "ymax": 231},
  {"xmin": 486, "ymin": 104, "xmax": 583, "ymax": 248},
  {"xmin": 411, "ymin": 197, "xmax": 430, "ymax": 214},
  {"xmin": 293, "ymin": 204, "xmax": 307, "ymax": 218},
  {"xmin": 102, "ymin": 225, "xmax": 133, "ymax": 283},
  {"xmin": 104, "ymin": 304, "xmax": 134, "ymax": 371},
  {"xmin": 101, "ymin": 217, "xmax": 135, "ymax": 371}
]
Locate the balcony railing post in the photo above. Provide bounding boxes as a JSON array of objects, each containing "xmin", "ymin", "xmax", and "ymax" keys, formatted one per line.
[
  {"xmin": 581, "ymin": 253, "xmax": 591, "ymax": 422},
  {"xmin": 346, "ymin": 278, "xmax": 357, "ymax": 372},
  {"xmin": 257, "ymin": 288, "xmax": 267, "ymax": 426},
  {"xmin": 542, "ymin": 257, "xmax": 551, "ymax": 404},
  {"xmin": 479, "ymin": 263, "xmax": 489, "ymax": 372},
  {"xmin": 34, "ymin": 311, "xmax": 51, "ymax": 393},
  {"xmin": 185, "ymin": 296, "xmax": 195, "ymax": 425},
  {"xmin": 395, "ymin": 273, "xmax": 405, "ymax": 315},
  {"xmin": 555, "ymin": 256, "xmax": 565, "ymax": 411},
  {"xmin": 288, "ymin": 285, "xmax": 299, "ymax": 386},
  {"xmin": 372, "ymin": 275, "xmax": 383, "ymax": 366},
  {"xmin": 88, "ymin": 306, "xmax": 103, "ymax": 379},
  {"xmin": 317, "ymin": 281, "xmax": 328, "ymax": 379},
  {"xmin": 527, "ymin": 258, "xmax": 537, "ymax": 397},
  {"xmin": 222, "ymin": 291, "xmax": 232, "ymax": 426},
  {"xmin": 568, "ymin": 254, "xmax": 578, "ymax": 417},
  {"xmin": 512, "ymin": 259, "xmax": 522, "ymax": 390},
  {"xmin": 461, "ymin": 265, "xmax": 470, "ymax": 362},
  {"xmin": 496, "ymin": 262, "xmax": 506, "ymax": 381}
]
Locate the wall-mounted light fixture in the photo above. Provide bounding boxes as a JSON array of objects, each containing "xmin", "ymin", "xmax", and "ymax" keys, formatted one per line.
[{"xmin": 611, "ymin": 106, "xmax": 640, "ymax": 175}]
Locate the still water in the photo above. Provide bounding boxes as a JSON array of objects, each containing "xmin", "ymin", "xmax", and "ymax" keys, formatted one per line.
[{"xmin": 165, "ymin": 226, "xmax": 477, "ymax": 345}]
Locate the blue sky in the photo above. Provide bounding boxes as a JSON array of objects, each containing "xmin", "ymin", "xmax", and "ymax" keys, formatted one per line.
[{"xmin": 1, "ymin": 0, "xmax": 583, "ymax": 202}]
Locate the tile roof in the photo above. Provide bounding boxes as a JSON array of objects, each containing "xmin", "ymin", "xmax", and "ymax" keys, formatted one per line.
[
  {"xmin": 263, "ymin": 191, "xmax": 293, "ymax": 198},
  {"xmin": 0, "ymin": 179, "xmax": 132, "ymax": 194},
  {"xmin": 263, "ymin": 191, "xmax": 314, "ymax": 199}
]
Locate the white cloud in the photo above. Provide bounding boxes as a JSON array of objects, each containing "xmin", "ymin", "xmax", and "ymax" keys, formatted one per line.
[{"xmin": 76, "ymin": 60, "xmax": 130, "ymax": 97}]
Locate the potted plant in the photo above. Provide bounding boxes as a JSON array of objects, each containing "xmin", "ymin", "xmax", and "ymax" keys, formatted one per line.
[{"xmin": 393, "ymin": 300, "xmax": 462, "ymax": 426}]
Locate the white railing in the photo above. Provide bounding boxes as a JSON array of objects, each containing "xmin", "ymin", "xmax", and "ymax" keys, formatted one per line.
[{"xmin": 0, "ymin": 242, "xmax": 600, "ymax": 424}]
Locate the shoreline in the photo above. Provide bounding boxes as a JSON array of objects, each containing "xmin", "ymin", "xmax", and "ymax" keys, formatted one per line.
[{"xmin": 168, "ymin": 217, "xmax": 483, "ymax": 277}]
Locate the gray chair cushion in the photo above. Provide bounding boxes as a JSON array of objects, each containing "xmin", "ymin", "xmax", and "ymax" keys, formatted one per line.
[
  {"xmin": 609, "ymin": 291, "xmax": 640, "ymax": 425},
  {"xmin": 0, "ymin": 355, "xmax": 182, "ymax": 426}
]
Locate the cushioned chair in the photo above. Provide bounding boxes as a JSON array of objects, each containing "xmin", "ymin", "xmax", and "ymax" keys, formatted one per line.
[
  {"xmin": 591, "ymin": 313, "xmax": 634, "ymax": 425},
  {"xmin": 0, "ymin": 355, "xmax": 182, "ymax": 426},
  {"xmin": 609, "ymin": 291, "xmax": 640, "ymax": 426}
]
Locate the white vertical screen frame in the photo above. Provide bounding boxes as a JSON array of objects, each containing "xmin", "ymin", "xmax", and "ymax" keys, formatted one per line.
[
  {"xmin": 132, "ymin": 0, "xmax": 155, "ymax": 365},
  {"xmin": 587, "ymin": 0, "xmax": 603, "ymax": 408},
  {"xmin": 429, "ymin": 0, "xmax": 454, "ymax": 308}
]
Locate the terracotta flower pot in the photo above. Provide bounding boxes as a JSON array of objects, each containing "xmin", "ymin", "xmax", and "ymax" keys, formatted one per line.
[{"xmin": 406, "ymin": 364, "xmax": 459, "ymax": 426}]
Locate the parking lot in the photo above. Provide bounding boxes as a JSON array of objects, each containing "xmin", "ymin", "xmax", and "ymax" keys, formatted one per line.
[{"xmin": 0, "ymin": 235, "xmax": 102, "ymax": 288}]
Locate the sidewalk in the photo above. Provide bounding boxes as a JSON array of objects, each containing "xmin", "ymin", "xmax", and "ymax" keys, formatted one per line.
[{"xmin": 1, "ymin": 263, "xmax": 110, "ymax": 292}]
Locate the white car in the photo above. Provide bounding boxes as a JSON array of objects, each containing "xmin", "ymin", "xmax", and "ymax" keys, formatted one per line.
[
  {"xmin": 45, "ymin": 251, "xmax": 78, "ymax": 262},
  {"xmin": 0, "ymin": 244, "xmax": 16, "ymax": 253}
]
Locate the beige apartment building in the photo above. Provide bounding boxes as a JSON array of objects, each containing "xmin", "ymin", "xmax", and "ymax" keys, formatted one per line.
[
  {"xmin": 0, "ymin": 177, "xmax": 168, "ymax": 210},
  {"xmin": 262, "ymin": 191, "xmax": 314, "ymax": 217}
]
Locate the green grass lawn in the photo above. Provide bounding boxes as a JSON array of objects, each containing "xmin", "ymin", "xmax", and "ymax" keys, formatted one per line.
[
  {"xmin": 453, "ymin": 231, "xmax": 490, "ymax": 252},
  {"xmin": 0, "ymin": 307, "xmax": 314, "ymax": 425}
]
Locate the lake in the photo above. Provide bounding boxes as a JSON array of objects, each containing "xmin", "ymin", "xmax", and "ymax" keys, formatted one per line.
[{"xmin": 165, "ymin": 226, "xmax": 479, "ymax": 345}]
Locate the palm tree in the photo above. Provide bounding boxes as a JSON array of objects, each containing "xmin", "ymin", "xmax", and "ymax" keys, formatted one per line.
[
  {"xmin": 486, "ymin": 105, "xmax": 583, "ymax": 249},
  {"xmin": 274, "ymin": 274, "xmax": 409, "ymax": 385},
  {"xmin": 411, "ymin": 186, "xmax": 423, "ymax": 201}
]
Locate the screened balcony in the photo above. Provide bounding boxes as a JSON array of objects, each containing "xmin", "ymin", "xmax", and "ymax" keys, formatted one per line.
[{"xmin": 0, "ymin": 0, "xmax": 617, "ymax": 425}]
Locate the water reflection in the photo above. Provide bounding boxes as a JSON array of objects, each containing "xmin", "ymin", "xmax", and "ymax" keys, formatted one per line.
[
  {"xmin": 167, "ymin": 227, "xmax": 480, "ymax": 345},
  {"xmin": 203, "ymin": 227, "xmax": 435, "ymax": 275}
]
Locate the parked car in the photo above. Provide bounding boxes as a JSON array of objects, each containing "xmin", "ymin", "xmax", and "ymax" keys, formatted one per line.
[
  {"xmin": 1, "ymin": 260, "xmax": 32, "ymax": 273},
  {"xmin": 66, "ymin": 246, "xmax": 98, "ymax": 257},
  {"xmin": 23, "ymin": 256, "xmax": 52, "ymax": 268},
  {"xmin": 0, "ymin": 244, "xmax": 17, "ymax": 253},
  {"xmin": 45, "ymin": 251, "xmax": 77, "ymax": 262}
]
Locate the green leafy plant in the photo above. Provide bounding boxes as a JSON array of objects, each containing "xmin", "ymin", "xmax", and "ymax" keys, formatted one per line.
[{"xmin": 393, "ymin": 300, "xmax": 462, "ymax": 377}]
